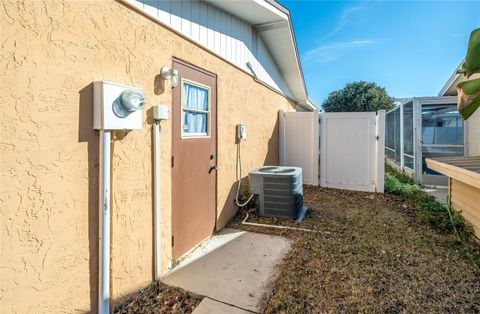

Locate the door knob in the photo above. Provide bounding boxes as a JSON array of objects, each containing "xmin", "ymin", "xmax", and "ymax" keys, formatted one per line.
[{"xmin": 209, "ymin": 165, "xmax": 218, "ymax": 173}]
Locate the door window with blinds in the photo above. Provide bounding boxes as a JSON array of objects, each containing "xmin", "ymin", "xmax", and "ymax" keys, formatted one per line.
[{"xmin": 181, "ymin": 79, "xmax": 211, "ymax": 138}]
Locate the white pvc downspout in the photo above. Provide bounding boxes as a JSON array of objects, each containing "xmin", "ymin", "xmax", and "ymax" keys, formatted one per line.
[
  {"xmin": 153, "ymin": 122, "xmax": 161, "ymax": 279},
  {"xmin": 98, "ymin": 129, "xmax": 111, "ymax": 314}
]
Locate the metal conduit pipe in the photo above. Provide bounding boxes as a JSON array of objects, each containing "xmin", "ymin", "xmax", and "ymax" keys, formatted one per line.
[
  {"xmin": 152, "ymin": 104, "xmax": 169, "ymax": 280},
  {"xmin": 153, "ymin": 122, "xmax": 161, "ymax": 279},
  {"xmin": 98, "ymin": 129, "xmax": 111, "ymax": 314},
  {"xmin": 93, "ymin": 81, "xmax": 147, "ymax": 314}
]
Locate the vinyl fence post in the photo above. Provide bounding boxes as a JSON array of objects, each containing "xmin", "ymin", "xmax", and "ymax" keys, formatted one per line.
[
  {"xmin": 312, "ymin": 110, "xmax": 320, "ymax": 186},
  {"xmin": 319, "ymin": 112, "xmax": 326, "ymax": 187},
  {"xmin": 376, "ymin": 110, "xmax": 386, "ymax": 193}
]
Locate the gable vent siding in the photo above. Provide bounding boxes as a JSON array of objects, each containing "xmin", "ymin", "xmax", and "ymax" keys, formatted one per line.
[{"xmin": 127, "ymin": 0, "xmax": 293, "ymax": 98}]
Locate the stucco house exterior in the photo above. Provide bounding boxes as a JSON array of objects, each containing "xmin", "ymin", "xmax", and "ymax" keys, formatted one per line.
[{"xmin": 0, "ymin": 0, "xmax": 316, "ymax": 312}]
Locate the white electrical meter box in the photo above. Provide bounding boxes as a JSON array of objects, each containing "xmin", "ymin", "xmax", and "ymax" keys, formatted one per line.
[
  {"xmin": 153, "ymin": 104, "xmax": 169, "ymax": 120},
  {"xmin": 93, "ymin": 81, "xmax": 144, "ymax": 130}
]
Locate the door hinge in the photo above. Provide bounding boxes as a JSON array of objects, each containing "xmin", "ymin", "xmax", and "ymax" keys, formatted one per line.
[
  {"xmin": 171, "ymin": 235, "xmax": 175, "ymax": 247},
  {"xmin": 171, "ymin": 156, "xmax": 174, "ymax": 168}
]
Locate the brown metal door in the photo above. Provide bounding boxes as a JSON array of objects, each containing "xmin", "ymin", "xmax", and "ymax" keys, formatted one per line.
[{"xmin": 172, "ymin": 60, "xmax": 217, "ymax": 260}]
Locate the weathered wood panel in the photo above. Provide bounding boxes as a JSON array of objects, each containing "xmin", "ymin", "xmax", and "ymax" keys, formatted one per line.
[
  {"xmin": 427, "ymin": 157, "xmax": 480, "ymax": 189},
  {"xmin": 450, "ymin": 178, "xmax": 480, "ymax": 237}
]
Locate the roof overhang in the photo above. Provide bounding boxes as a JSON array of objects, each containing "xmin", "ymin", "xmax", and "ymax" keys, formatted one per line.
[
  {"xmin": 439, "ymin": 60, "xmax": 480, "ymax": 96},
  {"xmin": 297, "ymin": 98, "xmax": 319, "ymax": 111},
  {"xmin": 205, "ymin": 0, "xmax": 309, "ymax": 105}
]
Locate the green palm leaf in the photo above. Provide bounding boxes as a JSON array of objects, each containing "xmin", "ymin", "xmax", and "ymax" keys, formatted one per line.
[
  {"xmin": 459, "ymin": 28, "xmax": 480, "ymax": 78},
  {"xmin": 457, "ymin": 28, "xmax": 480, "ymax": 119}
]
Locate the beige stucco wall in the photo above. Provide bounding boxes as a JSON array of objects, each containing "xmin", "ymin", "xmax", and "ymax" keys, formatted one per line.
[
  {"xmin": 466, "ymin": 108, "xmax": 480, "ymax": 156},
  {"xmin": 0, "ymin": 1, "xmax": 296, "ymax": 313}
]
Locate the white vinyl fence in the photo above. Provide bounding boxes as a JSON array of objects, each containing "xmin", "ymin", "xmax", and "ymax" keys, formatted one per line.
[
  {"xmin": 320, "ymin": 111, "xmax": 385, "ymax": 192},
  {"xmin": 279, "ymin": 110, "xmax": 385, "ymax": 193},
  {"xmin": 279, "ymin": 110, "xmax": 319, "ymax": 185}
]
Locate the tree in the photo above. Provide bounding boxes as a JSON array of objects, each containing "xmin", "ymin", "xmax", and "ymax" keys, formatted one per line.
[{"xmin": 322, "ymin": 81, "xmax": 395, "ymax": 112}]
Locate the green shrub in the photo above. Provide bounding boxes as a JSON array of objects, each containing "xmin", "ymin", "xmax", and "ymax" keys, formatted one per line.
[
  {"xmin": 385, "ymin": 172, "xmax": 421, "ymax": 197},
  {"xmin": 385, "ymin": 167, "xmax": 473, "ymax": 241},
  {"xmin": 385, "ymin": 164, "xmax": 415, "ymax": 184}
]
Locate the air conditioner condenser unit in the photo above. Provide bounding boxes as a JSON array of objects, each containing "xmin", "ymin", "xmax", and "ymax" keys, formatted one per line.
[{"xmin": 248, "ymin": 166, "xmax": 303, "ymax": 219}]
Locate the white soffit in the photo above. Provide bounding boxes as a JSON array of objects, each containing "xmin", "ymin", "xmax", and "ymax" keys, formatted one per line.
[
  {"xmin": 439, "ymin": 72, "xmax": 480, "ymax": 97},
  {"xmin": 260, "ymin": 25, "xmax": 306, "ymax": 101},
  {"xmin": 205, "ymin": 0, "xmax": 288, "ymax": 24},
  {"xmin": 439, "ymin": 60, "xmax": 480, "ymax": 97},
  {"xmin": 204, "ymin": 0, "xmax": 308, "ymax": 103}
]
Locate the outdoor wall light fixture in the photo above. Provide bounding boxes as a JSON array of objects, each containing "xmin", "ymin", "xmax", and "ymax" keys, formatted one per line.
[{"xmin": 161, "ymin": 66, "xmax": 179, "ymax": 87}]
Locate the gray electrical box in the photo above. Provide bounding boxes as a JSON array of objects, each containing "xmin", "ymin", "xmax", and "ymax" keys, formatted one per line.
[{"xmin": 249, "ymin": 166, "xmax": 303, "ymax": 219}]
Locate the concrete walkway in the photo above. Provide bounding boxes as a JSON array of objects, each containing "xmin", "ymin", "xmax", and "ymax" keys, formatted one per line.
[
  {"xmin": 162, "ymin": 228, "xmax": 292, "ymax": 313},
  {"xmin": 192, "ymin": 298, "xmax": 251, "ymax": 314}
]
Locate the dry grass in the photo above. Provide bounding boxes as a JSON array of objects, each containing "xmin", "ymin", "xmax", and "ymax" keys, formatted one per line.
[
  {"xmin": 113, "ymin": 281, "xmax": 201, "ymax": 314},
  {"xmin": 229, "ymin": 186, "xmax": 480, "ymax": 313}
]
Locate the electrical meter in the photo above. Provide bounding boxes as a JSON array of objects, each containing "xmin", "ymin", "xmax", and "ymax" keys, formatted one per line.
[{"xmin": 93, "ymin": 81, "xmax": 145, "ymax": 130}]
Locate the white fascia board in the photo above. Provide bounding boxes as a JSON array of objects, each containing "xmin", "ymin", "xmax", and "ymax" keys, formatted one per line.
[
  {"xmin": 438, "ymin": 60, "xmax": 463, "ymax": 96},
  {"xmin": 438, "ymin": 72, "xmax": 461, "ymax": 96},
  {"xmin": 259, "ymin": 28, "xmax": 304, "ymax": 98},
  {"xmin": 307, "ymin": 98, "xmax": 320, "ymax": 111},
  {"xmin": 297, "ymin": 98, "xmax": 319, "ymax": 112},
  {"xmin": 207, "ymin": 0, "xmax": 308, "ymax": 103},
  {"xmin": 438, "ymin": 71, "xmax": 480, "ymax": 97},
  {"xmin": 252, "ymin": 0, "xmax": 288, "ymax": 20},
  {"xmin": 283, "ymin": 23, "xmax": 308, "ymax": 101}
]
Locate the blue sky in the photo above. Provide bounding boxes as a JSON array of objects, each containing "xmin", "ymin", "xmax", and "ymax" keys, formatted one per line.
[{"xmin": 282, "ymin": 0, "xmax": 480, "ymax": 107}]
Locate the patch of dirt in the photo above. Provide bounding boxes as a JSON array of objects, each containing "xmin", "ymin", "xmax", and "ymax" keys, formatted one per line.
[
  {"xmin": 113, "ymin": 281, "xmax": 202, "ymax": 314},
  {"xmin": 229, "ymin": 186, "xmax": 480, "ymax": 313}
]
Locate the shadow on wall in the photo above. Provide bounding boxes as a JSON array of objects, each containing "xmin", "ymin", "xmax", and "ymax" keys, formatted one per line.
[
  {"xmin": 264, "ymin": 118, "xmax": 280, "ymax": 166},
  {"xmin": 78, "ymin": 83, "xmax": 99, "ymax": 313},
  {"xmin": 146, "ymin": 106, "xmax": 156, "ymax": 281},
  {"xmin": 217, "ymin": 119, "xmax": 279, "ymax": 229}
]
